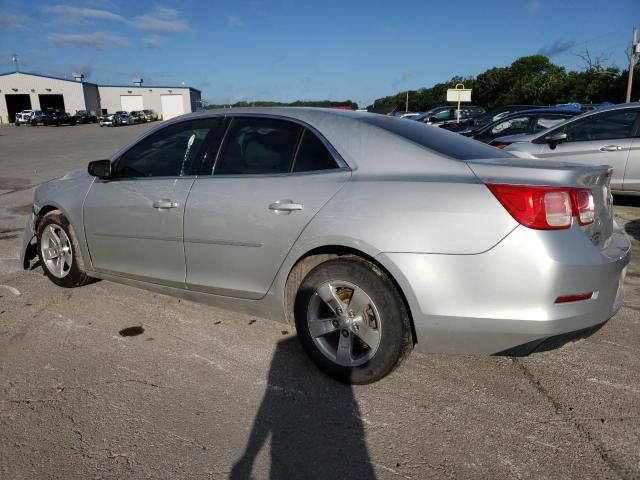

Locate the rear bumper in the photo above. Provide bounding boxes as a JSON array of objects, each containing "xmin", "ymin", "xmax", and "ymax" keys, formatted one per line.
[{"xmin": 378, "ymin": 223, "xmax": 630, "ymax": 355}]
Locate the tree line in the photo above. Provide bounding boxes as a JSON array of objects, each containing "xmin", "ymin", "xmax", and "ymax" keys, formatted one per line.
[
  {"xmin": 373, "ymin": 55, "xmax": 640, "ymax": 111},
  {"xmin": 370, "ymin": 54, "xmax": 639, "ymax": 111}
]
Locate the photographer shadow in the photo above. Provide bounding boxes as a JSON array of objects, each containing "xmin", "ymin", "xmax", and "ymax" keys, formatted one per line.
[{"xmin": 230, "ymin": 337, "xmax": 376, "ymax": 480}]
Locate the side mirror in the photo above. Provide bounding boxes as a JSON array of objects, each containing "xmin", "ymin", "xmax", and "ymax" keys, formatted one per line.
[
  {"xmin": 427, "ymin": 116, "xmax": 437, "ymax": 123},
  {"xmin": 88, "ymin": 159, "xmax": 112, "ymax": 179},
  {"xmin": 545, "ymin": 131, "xmax": 567, "ymax": 144}
]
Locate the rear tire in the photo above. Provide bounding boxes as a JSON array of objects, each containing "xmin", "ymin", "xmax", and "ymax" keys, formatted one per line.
[
  {"xmin": 295, "ymin": 257, "xmax": 413, "ymax": 384},
  {"xmin": 37, "ymin": 211, "xmax": 93, "ymax": 288}
]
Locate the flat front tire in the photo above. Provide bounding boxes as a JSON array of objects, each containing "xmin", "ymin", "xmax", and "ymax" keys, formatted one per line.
[
  {"xmin": 295, "ymin": 257, "xmax": 413, "ymax": 384},
  {"xmin": 37, "ymin": 211, "xmax": 92, "ymax": 288}
]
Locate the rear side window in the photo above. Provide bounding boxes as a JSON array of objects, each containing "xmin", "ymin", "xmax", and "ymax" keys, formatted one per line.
[
  {"xmin": 293, "ymin": 130, "xmax": 339, "ymax": 172},
  {"xmin": 490, "ymin": 116, "xmax": 531, "ymax": 135},
  {"xmin": 215, "ymin": 118, "xmax": 303, "ymax": 175},
  {"xmin": 563, "ymin": 110, "xmax": 638, "ymax": 142},
  {"xmin": 362, "ymin": 114, "xmax": 512, "ymax": 160}
]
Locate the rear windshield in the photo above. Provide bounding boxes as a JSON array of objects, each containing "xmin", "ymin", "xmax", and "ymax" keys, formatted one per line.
[{"xmin": 361, "ymin": 114, "xmax": 512, "ymax": 160}]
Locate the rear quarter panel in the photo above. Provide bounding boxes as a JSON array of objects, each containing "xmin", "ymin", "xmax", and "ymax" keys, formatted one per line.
[{"xmin": 296, "ymin": 177, "xmax": 518, "ymax": 255}]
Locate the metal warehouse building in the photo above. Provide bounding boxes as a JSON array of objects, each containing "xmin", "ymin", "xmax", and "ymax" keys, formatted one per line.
[{"xmin": 0, "ymin": 71, "xmax": 201, "ymax": 124}]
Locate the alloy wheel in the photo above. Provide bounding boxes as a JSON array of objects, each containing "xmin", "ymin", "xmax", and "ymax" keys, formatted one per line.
[
  {"xmin": 41, "ymin": 224, "xmax": 73, "ymax": 278},
  {"xmin": 307, "ymin": 280, "xmax": 382, "ymax": 367}
]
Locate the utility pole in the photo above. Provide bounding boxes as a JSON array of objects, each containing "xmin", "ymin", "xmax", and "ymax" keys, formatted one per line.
[
  {"xmin": 405, "ymin": 91, "xmax": 409, "ymax": 112},
  {"xmin": 626, "ymin": 26, "xmax": 639, "ymax": 103}
]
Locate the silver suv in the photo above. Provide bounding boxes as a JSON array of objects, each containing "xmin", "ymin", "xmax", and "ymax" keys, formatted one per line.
[{"xmin": 501, "ymin": 104, "xmax": 640, "ymax": 194}]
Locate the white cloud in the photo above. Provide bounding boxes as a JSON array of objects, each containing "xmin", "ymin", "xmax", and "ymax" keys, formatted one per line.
[
  {"xmin": 48, "ymin": 31, "xmax": 130, "ymax": 49},
  {"xmin": 527, "ymin": 1, "xmax": 541, "ymax": 13},
  {"xmin": 0, "ymin": 9, "xmax": 32, "ymax": 29},
  {"xmin": 46, "ymin": 5, "xmax": 126, "ymax": 23},
  {"xmin": 227, "ymin": 15, "xmax": 244, "ymax": 28},
  {"xmin": 133, "ymin": 7, "xmax": 188, "ymax": 32}
]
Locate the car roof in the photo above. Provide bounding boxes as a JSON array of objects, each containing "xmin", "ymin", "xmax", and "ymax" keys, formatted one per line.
[{"xmin": 116, "ymin": 107, "xmax": 510, "ymax": 174}]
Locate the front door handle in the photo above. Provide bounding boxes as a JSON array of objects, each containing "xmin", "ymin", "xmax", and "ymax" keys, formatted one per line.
[
  {"xmin": 599, "ymin": 145, "xmax": 623, "ymax": 152},
  {"xmin": 269, "ymin": 200, "xmax": 304, "ymax": 213},
  {"xmin": 152, "ymin": 199, "xmax": 179, "ymax": 209}
]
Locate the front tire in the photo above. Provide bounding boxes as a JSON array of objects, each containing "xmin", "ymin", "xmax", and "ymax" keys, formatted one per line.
[
  {"xmin": 295, "ymin": 257, "xmax": 413, "ymax": 384},
  {"xmin": 37, "ymin": 211, "xmax": 92, "ymax": 288}
]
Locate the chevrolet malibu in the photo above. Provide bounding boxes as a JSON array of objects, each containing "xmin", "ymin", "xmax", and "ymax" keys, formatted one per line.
[{"xmin": 21, "ymin": 108, "xmax": 630, "ymax": 384}]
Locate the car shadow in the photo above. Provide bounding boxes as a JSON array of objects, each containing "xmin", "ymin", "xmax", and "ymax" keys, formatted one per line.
[
  {"xmin": 625, "ymin": 219, "xmax": 640, "ymax": 241},
  {"xmin": 230, "ymin": 337, "xmax": 376, "ymax": 480},
  {"xmin": 614, "ymin": 194, "xmax": 640, "ymax": 208}
]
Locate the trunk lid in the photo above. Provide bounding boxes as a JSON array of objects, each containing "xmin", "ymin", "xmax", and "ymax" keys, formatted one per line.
[{"xmin": 466, "ymin": 158, "xmax": 614, "ymax": 248}]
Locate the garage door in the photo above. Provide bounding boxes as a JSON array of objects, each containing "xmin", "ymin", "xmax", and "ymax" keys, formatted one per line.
[
  {"xmin": 160, "ymin": 95, "xmax": 184, "ymax": 120},
  {"xmin": 5, "ymin": 94, "xmax": 32, "ymax": 122},
  {"xmin": 120, "ymin": 95, "xmax": 143, "ymax": 112}
]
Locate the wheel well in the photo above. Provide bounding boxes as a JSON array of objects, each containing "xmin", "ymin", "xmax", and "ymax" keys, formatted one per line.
[
  {"xmin": 35, "ymin": 205, "xmax": 61, "ymax": 230},
  {"xmin": 284, "ymin": 246, "xmax": 417, "ymax": 345}
]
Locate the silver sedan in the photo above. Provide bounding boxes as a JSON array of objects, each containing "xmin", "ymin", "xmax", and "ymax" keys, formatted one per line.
[
  {"xmin": 21, "ymin": 108, "xmax": 630, "ymax": 383},
  {"xmin": 497, "ymin": 103, "xmax": 640, "ymax": 194}
]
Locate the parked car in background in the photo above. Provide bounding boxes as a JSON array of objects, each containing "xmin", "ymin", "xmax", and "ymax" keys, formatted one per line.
[
  {"xmin": 114, "ymin": 111, "xmax": 134, "ymax": 125},
  {"xmin": 15, "ymin": 110, "xmax": 34, "ymax": 125},
  {"xmin": 20, "ymin": 108, "xmax": 629, "ymax": 384},
  {"xmin": 502, "ymin": 103, "xmax": 640, "ymax": 193},
  {"xmin": 130, "ymin": 111, "xmax": 146, "ymax": 123},
  {"xmin": 73, "ymin": 110, "xmax": 98, "ymax": 124},
  {"xmin": 399, "ymin": 112, "xmax": 422, "ymax": 120},
  {"xmin": 413, "ymin": 106, "xmax": 486, "ymax": 127},
  {"xmin": 43, "ymin": 110, "xmax": 76, "ymax": 126},
  {"xmin": 99, "ymin": 113, "xmax": 119, "ymax": 127},
  {"xmin": 465, "ymin": 109, "xmax": 581, "ymax": 144},
  {"xmin": 443, "ymin": 105, "xmax": 542, "ymax": 133},
  {"xmin": 29, "ymin": 110, "xmax": 46, "ymax": 126},
  {"xmin": 142, "ymin": 109, "xmax": 158, "ymax": 121}
]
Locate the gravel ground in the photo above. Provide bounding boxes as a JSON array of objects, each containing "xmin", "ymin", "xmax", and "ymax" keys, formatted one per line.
[{"xmin": 0, "ymin": 123, "xmax": 639, "ymax": 479}]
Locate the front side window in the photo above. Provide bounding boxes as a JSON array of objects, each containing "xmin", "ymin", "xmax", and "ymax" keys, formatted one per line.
[
  {"xmin": 114, "ymin": 119, "xmax": 215, "ymax": 178},
  {"xmin": 214, "ymin": 118, "xmax": 303, "ymax": 175},
  {"xmin": 563, "ymin": 110, "xmax": 638, "ymax": 142},
  {"xmin": 534, "ymin": 115, "xmax": 570, "ymax": 132},
  {"xmin": 433, "ymin": 109, "xmax": 453, "ymax": 121}
]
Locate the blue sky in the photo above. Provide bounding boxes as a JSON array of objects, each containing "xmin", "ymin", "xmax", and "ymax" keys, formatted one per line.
[{"xmin": 0, "ymin": 0, "xmax": 637, "ymax": 107}]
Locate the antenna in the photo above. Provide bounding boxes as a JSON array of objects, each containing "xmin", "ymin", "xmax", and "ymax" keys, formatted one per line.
[{"xmin": 11, "ymin": 53, "xmax": 19, "ymax": 72}]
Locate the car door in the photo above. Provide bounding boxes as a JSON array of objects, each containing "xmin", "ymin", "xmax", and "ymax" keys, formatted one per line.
[
  {"xmin": 184, "ymin": 116, "xmax": 351, "ymax": 299},
  {"xmin": 83, "ymin": 118, "xmax": 222, "ymax": 287},
  {"xmin": 535, "ymin": 109, "xmax": 639, "ymax": 190},
  {"xmin": 624, "ymin": 137, "xmax": 640, "ymax": 192}
]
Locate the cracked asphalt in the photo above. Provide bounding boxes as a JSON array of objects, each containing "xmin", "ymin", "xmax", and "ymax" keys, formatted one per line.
[{"xmin": 0, "ymin": 124, "xmax": 639, "ymax": 479}]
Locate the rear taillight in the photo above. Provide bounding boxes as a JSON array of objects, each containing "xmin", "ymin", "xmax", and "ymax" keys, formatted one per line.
[
  {"xmin": 572, "ymin": 189, "xmax": 595, "ymax": 225},
  {"xmin": 487, "ymin": 184, "xmax": 595, "ymax": 230}
]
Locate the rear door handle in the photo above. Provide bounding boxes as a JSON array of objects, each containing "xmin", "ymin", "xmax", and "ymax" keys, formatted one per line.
[
  {"xmin": 152, "ymin": 199, "xmax": 179, "ymax": 209},
  {"xmin": 599, "ymin": 145, "xmax": 623, "ymax": 152},
  {"xmin": 269, "ymin": 200, "xmax": 303, "ymax": 213}
]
